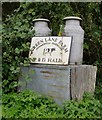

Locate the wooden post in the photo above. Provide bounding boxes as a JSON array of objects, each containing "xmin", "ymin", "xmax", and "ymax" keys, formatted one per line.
[{"xmin": 70, "ymin": 65, "xmax": 97, "ymax": 100}]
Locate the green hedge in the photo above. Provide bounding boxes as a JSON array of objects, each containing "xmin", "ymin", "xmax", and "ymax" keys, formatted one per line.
[
  {"xmin": 2, "ymin": 3, "xmax": 102, "ymax": 119},
  {"xmin": 2, "ymin": 90, "xmax": 100, "ymax": 118},
  {"xmin": 2, "ymin": 2, "xmax": 102, "ymax": 94}
]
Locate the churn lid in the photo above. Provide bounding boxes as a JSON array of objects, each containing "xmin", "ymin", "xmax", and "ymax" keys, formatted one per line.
[
  {"xmin": 63, "ymin": 16, "xmax": 82, "ymax": 21},
  {"xmin": 33, "ymin": 18, "xmax": 50, "ymax": 22}
]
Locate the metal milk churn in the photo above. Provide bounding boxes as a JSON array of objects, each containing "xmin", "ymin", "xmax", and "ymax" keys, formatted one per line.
[
  {"xmin": 32, "ymin": 18, "xmax": 51, "ymax": 36},
  {"xmin": 63, "ymin": 16, "xmax": 84, "ymax": 65}
]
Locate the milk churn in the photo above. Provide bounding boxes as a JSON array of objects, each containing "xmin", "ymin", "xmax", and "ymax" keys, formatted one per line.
[
  {"xmin": 63, "ymin": 16, "xmax": 84, "ymax": 65},
  {"xmin": 32, "ymin": 18, "xmax": 51, "ymax": 36}
]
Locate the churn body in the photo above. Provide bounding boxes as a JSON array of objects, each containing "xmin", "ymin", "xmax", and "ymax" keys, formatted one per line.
[
  {"xmin": 32, "ymin": 18, "xmax": 51, "ymax": 36},
  {"xmin": 63, "ymin": 16, "xmax": 84, "ymax": 65}
]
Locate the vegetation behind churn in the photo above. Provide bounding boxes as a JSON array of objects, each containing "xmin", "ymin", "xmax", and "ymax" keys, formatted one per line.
[{"xmin": 2, "ymin": 2, "xmax": 102, "ymax": 118}]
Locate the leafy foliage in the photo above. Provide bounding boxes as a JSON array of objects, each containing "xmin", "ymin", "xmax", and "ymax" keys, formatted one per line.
[
  {"xmin": 2, "ymin": 90, "xmax": 62, "ymax": 118},
  {"xmin": 2, "ymin": 90, "xmax": 100, "ymax": 118},
  {"xmin": 2, "ymin": 2, "xmax": 102, "ymax": 119},
  {"xmin": 63, "ymin": 93, "xmax": 101, "ymax": 118},
  {"xmin": 2, "ymin": 1, "xmax": 102, "ymax": 110},
  {"xmin": 2, "ymin": 2, "xmax": 73, "ymax": 93},
  {"xmin": 2, "ymin": 3, "xmax": 36, "ymax": 93}
]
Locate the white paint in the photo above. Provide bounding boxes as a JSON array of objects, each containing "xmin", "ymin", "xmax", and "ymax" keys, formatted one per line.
[{"xmin": 29, "ymin": 37, "xmax": 72, "ymax": 65}]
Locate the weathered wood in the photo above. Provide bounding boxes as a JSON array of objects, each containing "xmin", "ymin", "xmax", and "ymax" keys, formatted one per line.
[
  {"xmin": 70, "ymin": 65, "xmax": 97, "ymax": 100},
  {"xmin": 19, "ymin": 64, "xmax": 97, "ymax": 104},
  {"xmin": 18, "ymin": 65, "xmax": 71, "ymax": 105},
  {"xmin": 86, "ymin": 66, "xmax": 97, "ymax": 92}
]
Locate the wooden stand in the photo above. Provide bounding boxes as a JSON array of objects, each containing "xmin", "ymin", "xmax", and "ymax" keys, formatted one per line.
[{"xmin": 19, "ymin": 64, "xmax": 97, "ymax": 105}]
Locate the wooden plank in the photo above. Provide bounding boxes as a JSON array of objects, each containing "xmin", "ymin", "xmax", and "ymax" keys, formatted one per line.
[
  {"xmin": 70, "ymin": 65, "xmax": 97, "ymax": 100},
  {"xmin": 86, "ymin": 66, "xmax": 97, "ymax": 93}
]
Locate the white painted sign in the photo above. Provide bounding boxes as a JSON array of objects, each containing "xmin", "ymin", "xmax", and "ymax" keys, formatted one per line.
[{"xmin": 29, "ymin": 37, "xmax": 72, "ymax": 65}]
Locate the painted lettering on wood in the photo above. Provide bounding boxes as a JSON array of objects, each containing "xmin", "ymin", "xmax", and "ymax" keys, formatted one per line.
[{"xmin": 29, "ymin": 37, "xmax": 72, "ymax": 65}]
